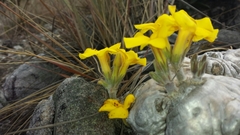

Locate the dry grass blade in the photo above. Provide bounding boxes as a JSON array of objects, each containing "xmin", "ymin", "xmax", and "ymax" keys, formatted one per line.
[
  {"xmin": 0, "ymin": 1, "xmax": 71, "ymax": 63},
  {"xmin": 1, "ymin": 1, "xmax": 92, "ymax": 73},
  {"xmin": 0, "ymin": 49, "xmax": 96, "ymax": 80},
  {"xmin": 0, "ymin": 81, "xmax": 61, "ymax": 134},
  {"xmin": 5, "ymin": 112, "xmax": 99, "ymax": 135}
]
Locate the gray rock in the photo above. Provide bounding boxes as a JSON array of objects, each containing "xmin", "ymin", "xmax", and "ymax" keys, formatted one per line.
[
  {"xmin": 127, "ymin": 79, "xmax": 168, "ymax": 135},
  {"xmin": 203, "ymin": 49, "xmax": 240, "ymax": 79},
  {"xmin": 128, "ymin": 49, "xmax": 240, "ymax": 135},
  {"xmin": 216, "ymin": 29, "xmax": 240, "ymax": 48},
  {"xmin": 166, "ymin": 74, "xmax": 240, "ymax": 135},
  {"xmin": 2, "ymin": 62, "xmax": 67, "ymax": 101},
  {"xmin": 53, "ymin": 77, "xmax": 115, "ymax": 135},
  {"xmin": 128, "ymin": 74, "xmax": 240, "ymax": 135},
  {"xmin": 27, "ymin": 96, "xmax": 55, "ymax": 135},
  {"xmin": 224, "ymin": 49, "xmax": 240, "ymax": 67}
]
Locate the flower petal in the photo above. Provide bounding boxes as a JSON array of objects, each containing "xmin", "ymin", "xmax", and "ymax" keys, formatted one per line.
[
  {"xmin": 193, "ymin": 27, "xmax": 211, "ymax": 41},
  {"xmin": 204, "ymin": 29, "xmax": 219, "ymax": 42},
  {"xmin": 168, "ymin": 5, "xmax": 176, "ymax": 15},
  {"xmin": 194, "ymin": 18, "xmax": 219, "ymax": 42},
  {"xmin": 169, "ymin": 5, "xmax": 196, "ymax": 31},
  {"xmin": 126, "ymin": 51, "xmax": 146, "ymax": 66},
  {"xmin": 123, "ymin": 94, "xmax": 135, "ymax": 109},
  {"xmin": 79, "ymin": 48, "xmax": 98, "ymax": 59},
  {"xmin": 99, "ymin": 99, "xmax": 123, "ymax": 112},
  {"xmin": 195, "ymin": 17, "xmax": 214, "ymax": 31},
  {"xmin": 134, "ymin": 23, "xmax": 156, "ymax": 31},
  {"xmin": 109, "ymin": 43, "xmax": 121, "ymax": 50},
  {"xmin": 176, "ymin": 10, "xmax": 196, "ymax": 30},
  {"xmin": 155, "ymin": 14, "xmax": 178, "ymax": 37},
  {"xmin": 124, "ymin": 35, "xmax": 149, "ymax": 49},
  {"xmin": 99, "ymin": 103, "xmax": 117, "ymax": 112},
  {"xmin": 148, "ymin": 38, "xmax": 169, "ymax": 49},
  {"xmin": 108, "ymin": 107, "xmax": 129, "ymax": 119},
  {"xmin": 136, "ymin": 58, "xmax": 147, "ymax": 66},
  {"xmin": 103, "ymin": 99, "xmax": 123, "ymax": 107}
]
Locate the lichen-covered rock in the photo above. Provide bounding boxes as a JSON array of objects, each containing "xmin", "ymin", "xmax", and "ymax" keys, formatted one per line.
[{"xmin": 53, "ymin": 77, "xmax": 115, "ymax": 135}]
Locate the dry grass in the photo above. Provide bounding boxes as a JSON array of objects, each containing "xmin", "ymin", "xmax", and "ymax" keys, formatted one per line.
[{"xmin": 0, "ymin": 0, "xmax": 169, "ymax": 134}]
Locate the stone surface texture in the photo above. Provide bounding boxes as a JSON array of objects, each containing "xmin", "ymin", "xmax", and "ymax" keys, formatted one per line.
[
  {"xmin": 127, "ymin": 79, "xmax": 168, "ymax": 135},
  {"xmin": 128, "ymin": 74, "xmax": 240, "ymax": 135},
  {"xmin": 166, "ymin": 74, "xmax": 240, "ymax": 135},
  {"xmin": 204, "ymin": 49, "xmax": 240, "ymax": 79},
  {"xmin": 27, "ymin": 96, "xmax": 55, "ymax": 135},
  {"xmin": 2, "ymin": 62, "xmax": 67, "ymax": 101},
  {"xmin": 53, "ymin": 77, "xmax": 115, "ymax": 135}
]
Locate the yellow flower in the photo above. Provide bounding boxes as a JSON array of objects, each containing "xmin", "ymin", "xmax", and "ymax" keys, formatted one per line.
[
  {"xmin": 125, "ymin": 50, "xmax": 146, "ymax": 66},
  {"xmin": 124, "ymin": 14, "xmax": 178, "ymax": 51},
  {"xmin": 112, "ymin": 49, "xmax": 146, "ymax": 78},
  {"xmin": 109, "ymin": 49, "xmax": 146, "ymax": 98},
  {"xmin": 79, "ymin": 43, "xmax": 121, "ymax": 79},
  {"xmin": 169, "ymin": 5, "xmax": 218, "ymax": 67},
  {"xmin": 99, "ymin": 94, "xmax": 135, "ymax": 119},
  {"xmin": 194, "ymin": 18, "xmax": 219, "ymax": 42},
  {"xmin": 169, "ymin": 5, "xmax": 219, "ymax": 57},
  {"xmin": 123, "ymin": 14, "xmax": 178, "ymax": 71}
]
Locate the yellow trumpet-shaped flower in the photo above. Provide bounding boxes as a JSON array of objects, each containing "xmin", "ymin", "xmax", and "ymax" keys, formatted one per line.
[
  {"xmin": 110, "ymin": 49, "xmax": 146, "ymax": 98},
  {"xmin": 124, "ymin": 14, "xmax": 178, "ymax": 51},
  {"xmin": 119, "ymin": 50, "xmax": 146, "ymax": 77},
  {"xmin": 169, "ymin": 5, "xmax": 219, "ymax": 66},
  {"xmin": 79, "ymin": 43, "xmax": 146, "ymax": 99},
  {"xmin": 124, "ymin": 14, "xmax": 178, "ymax": 74},
  {"xmin": 168, "ymin": 5, "xmax": 218, "ymax": 82},
  {"xmin": 99, "ymin": 94, "xmax": 135, "ymax": 119},
  {"xmin": 79, "ymin": 43, "xmax": 121, "ymax": 79},
  {"xmin": 123, "ymin": 13, "xmax": 178, "ymax": 85},
  {"xmin": 112, "ymin": 49, "xmax": 146, "ymax": 79},
  {"xmin": 169, "ymin": 5, "xmax": 218, "ymax": 42}
]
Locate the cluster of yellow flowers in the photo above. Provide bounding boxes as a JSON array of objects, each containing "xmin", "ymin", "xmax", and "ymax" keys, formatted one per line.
[
  {"xmin": 79, "ymin": 43, "xmax": 146, "ymax": 99},
  {"xmin": 124, "ymin": 5, "xmax": 218, "ymax": 85},
  {"xmin": 79, "ymin": 44, "xmax": 145, "ymax": 119},
  {"xmin": 79, "ymin": 5, "xmax": 219, "ymax": 119}
]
